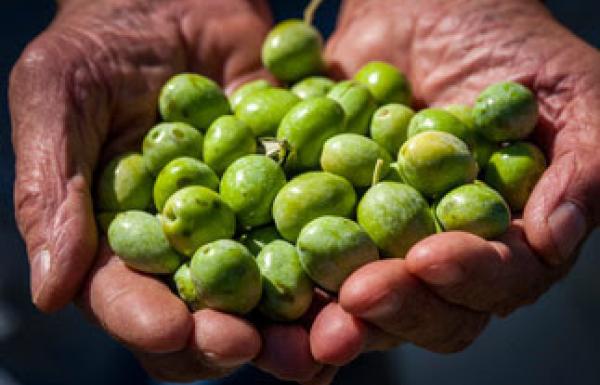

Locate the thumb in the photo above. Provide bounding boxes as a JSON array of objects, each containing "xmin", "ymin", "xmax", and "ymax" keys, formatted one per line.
[
  {"xmin": 524, "ymin": 149, "xmax": 598, "ymax": 266},
  {"xmin": 10, "ymin": 38, "xmax": 102, "ymax": 312}
]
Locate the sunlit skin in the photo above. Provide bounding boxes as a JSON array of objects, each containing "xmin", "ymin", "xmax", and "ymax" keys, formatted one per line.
[{"xmin": 8, "ymin": 0, "xmax": 600, "ymax": 384}]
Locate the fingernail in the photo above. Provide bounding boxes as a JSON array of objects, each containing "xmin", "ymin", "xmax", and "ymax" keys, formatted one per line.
[
  {"xmin": 419, "ymin": 263, "xmax": 464, "ymax": 286},
  {"xmin": 549, "ymin": 201, "xmax": 587, "ymax": 264},
  {"xmin": 358, "ymin": 291, "xmax": 403, "ymax": 320},
  {"xmin": 31, "ymin": 249, "xmax": 51, "ymax": 303}
]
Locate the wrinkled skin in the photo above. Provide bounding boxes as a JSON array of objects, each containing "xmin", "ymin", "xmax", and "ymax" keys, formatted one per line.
[
  {"xmin": 9, "ymin": 0, "xmax": 600, "ymax": 384},
  {"xmin": 9, "ymin": 0, "xmax": 336, "ymax": 383},
  {"xmin": 313, "ymin": 0, "xmax": 600, "ymax": 373}
]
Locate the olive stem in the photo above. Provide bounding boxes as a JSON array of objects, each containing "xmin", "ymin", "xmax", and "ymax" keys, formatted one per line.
[
  {"xmin": 371, "ymin": 158, "xmax": 385, "ymax": 186},
  {"xmin": 304, "ymin": 0, "xmax": 324, "ymax": 25},
  {"xmin": 258, "ymin": 137, "xmax": 289, "ymax": 165}
]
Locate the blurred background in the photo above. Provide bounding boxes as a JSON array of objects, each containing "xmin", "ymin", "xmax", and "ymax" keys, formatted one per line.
[{"xmin": 1, "ymin": 1, "xmax": 599, "ymax": 384}]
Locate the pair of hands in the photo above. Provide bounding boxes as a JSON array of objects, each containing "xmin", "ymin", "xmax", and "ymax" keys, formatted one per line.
[{"xmin": 9, "ymin": 0, "xmax": 600, "ymax": 383}]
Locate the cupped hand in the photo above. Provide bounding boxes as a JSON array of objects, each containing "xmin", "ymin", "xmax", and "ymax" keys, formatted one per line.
[
  {"xmin": 9, "ymin": 0, "xmax": 332, "ymax": 382},
  {"xmin": 308, "ymin": 0, "xmax": 600, "ymax": 367}
]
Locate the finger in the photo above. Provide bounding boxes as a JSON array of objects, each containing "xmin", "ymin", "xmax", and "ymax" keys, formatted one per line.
[
  {"xmin": 340, "ymin": 259, "xmax": 489, "ymax": 353},
  {"xmin": 309, "ymin": 302, "xmax": 367, "ymax": 366},
  {"xmin": 182, "ymin": 0, "xmax": 273, "ymax": 88},
  {"xmin": 78, "ymin": 241, "xmax": 193, "ymax": 353},
  {"xmin": 134, "ymin": 309, "xmax": 261, "ymax": 382},
  {"xmin": 524, "ymin": 150, "xmax": 596, "ymax": 266},
  {"xmin": 254, "ymin": 323, "xmax": 322, "ymax": 382},
  {"xmin": 9, "ymin": 37, "xmax": 105, "ymax": 312},
  {"xmin": 405, "ymin": 227, "xmax": 565, "ymax": 316}
]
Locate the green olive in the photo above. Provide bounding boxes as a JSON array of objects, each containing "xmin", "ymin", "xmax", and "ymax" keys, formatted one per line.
[
  {"xmin": 291, "ymin": 76, "xmax": 335, "ymax": 99},
  {"xmin": 234, "ymin": 88, "xmax": 300, "ymax": 137},
  {"xmin": 398, "ymin": 131, "xmax": 478, "ymax": 198},
  {"xmin": 473, "ymin": 81, "xmax": 538, "ymax": 142},
  {"xmin": 159, "ymin": 73, "xmax": 231, "ymax": 131},
  {"xmin": 142, "ymin": 122, "xmax": 204, "ymax": 175},
  {"xmin": 370, "ymin": 103, "xmax": 415, "ymax": 156},
  {"xmin": 240, "ymin": 225, "xmax": 283, "ymax": 256},
  {"xmin": 153, "ymin": 157, "xmax": 219, "ymax": 212},
  {"xmin": 484, "ymin": 142, "xmax": 546, "ymax": 211},
  {"xmin": 320, "ymin": 134, "xmax": 391, "ymax": 187},
  {"xmin": 327, "ymin": 80, "xmax": 377, "ymax": 135},
  {"xmin": 97, "ymin": 153, "xmax": 153, "ymax": 212},
  {"xmin": 257, "ymin": 240, "xmax": 313, "ymax": 321},
  {"xmin": 261, "ymin": 19, "xmax": 324, "ymax": 83},
  {"xmin": 160, "ymin": 186, "xmax": 236, "ymax": 257},
  {"xmin": 203, "ymin": 115, "xmax": 257, "ymax": 175},
  {"xmin": 220, "ymin": 155, "xmax": 287, "ymax": 229},
  {"xmin": 354, "ymin": 61, "xmax": 411, "ymax": 105},
  {"xmin": 190, "ymin": 239, "xmax": 261, "ymax": 315},
  {"xmin": 444, "ymin": 104, "xmax": 498, "ymax": 169},
  {"xmin": 108, "ymin": 210, "xmax": 182, "ymax": 274},
  {"xmin": 297, "ymin": 216, "xmax": 378, "ymax": 292},
  {"xmin": 435, "ymin": 182, "xmax": 511, "ymax": 239},
  {"xmin": 173, "ymin": 263, "xmax": 203, "ymax": 311},
  {"xmin": 229, "ymin": 79, "xmax": 272, "ymax": 110},
  {"xmin": 407, "ymin": 108, "xmax": 474, "ymax": 147},
  {"xmin": 357, "ymin": 182, "xmax": 436, "ymax": 258},
  {"xmin": 272, "ymin": 171, "xmax": 356, "ymax": 242},
  {"xmin": 277, "ymin": 97, "xmax": 346, "ymax": 172}
]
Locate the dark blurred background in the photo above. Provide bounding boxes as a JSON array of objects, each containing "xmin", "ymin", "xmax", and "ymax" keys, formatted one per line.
[{"xmin": 1, "ymin": 1, "xmax": 599, "ymax": 385}]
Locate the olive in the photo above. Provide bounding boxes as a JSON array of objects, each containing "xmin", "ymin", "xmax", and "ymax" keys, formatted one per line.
[
  {"xmin": 357, "ymin": 182, "xmax": 436, "ymax": 258},
  {"xmin": 297, "ymin": 216, "xmax": 378, "ymax": 292}
]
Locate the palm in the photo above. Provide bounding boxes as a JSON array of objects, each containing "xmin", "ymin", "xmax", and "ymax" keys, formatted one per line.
[{"xmin": 312, "ymin": 0, "xmax": 600, "ymax": 358}]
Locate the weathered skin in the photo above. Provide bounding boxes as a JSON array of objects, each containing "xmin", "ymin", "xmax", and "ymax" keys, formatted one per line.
[
  {"xmin": 8, "ymin": 0, "xmax": 292, "ymax": 380},
  {"xmin": 234, "ymin": 88, "xmax": 300, "ymax": 137},
  {"xmin": 203, "ymin": 115, "xmax": 256, "ymax": 175},
  {"xmin": 398, "ymin": 131, "xmax": 478, "ymax": 198},
  {"xmin": 108, "ymin": 210, "xmax": 182, "ymax": 274},
  {"xmin": 12, "ymin": 0, "xmax": 600, "ymax": 379},
  {"xmin": 257, "ymin": 240, "xmax": 313, "ymax": 321},
  {"xmin": 353, "ymin": 61, "xmax": 411, "ymax": 105},
  {"xmin": 220, "ymin": 155, "xmax": 286, "ymax": 229},
  {"xmin": 320, "ymin": 133, "xmax": 391, "ymax": 187},
  {"xmin": 277, "ymin": 97, "xmax": 346, "ymax": 172},
  {"xmin": 173, "ymin": 262, "xmax": 203, "ymax": 311},
  {"xmin": 153, "ymin": 157, "xmax": 219, "ymax": 212},
  {"xmin": 407, "ymin": 108, "xmax": 473, "ymax": 146},
  {"xmin": 485, "ymin": 142, "xmax": 547, "ymax": 211},
  {"xmin": 297, "ymin": 216, "xmax": 379, "ymax": 292},
  {"xmin": 97, "ymin": 153, "xmax": 153, "ymax": 212},
  {"xmin": 240, "ymin": 225, "xmax": 282, "ymax": 256},
  {"xmin": 370, "ymin": 103, "xmax": 414, "ymax": 157},
  {"xmin": 161, "ymin": 186, "xmax": 236, "ymax": 257},
  {"xmin": 327, "ymin": 80, "xmax": 377, "ymax": 135},
  {"xmin": 473, "ymin": 81, "xmax": 538, "ymax": 142},
  {"xmin": 159, "ymin": 73, "xmax": 231, "ymax": 131},
  {"xmin": 291, "ymin": 76, "xmax": 335, "ymax": 99},
  {"xmin": 261, "ymin": 19, "xmax": 324, "ymax": 83},
  {"xmin": 435, "ymin": 182, "xmax": 511, "ymax": 239},
  {"xmin": 444, "ymin": 104, "xmax": 498, "ymax": 169},
  {"xmin": 142, "ymin": 122, "xmax": 204, "ymax": 175},
  {"xmin": 229, "ymin": 79, "xmax": 272, "ymax": 110},
  {"xmin": 357, "ymin": 182, "xmax": 436, "ymax": 258},
  {"xmin": 190, "ymin": 239, "xmax": 262, "ymax": 315},
  {"xmin": 272, "ymin": 172, "xmax": 356, "ymax": 242}
]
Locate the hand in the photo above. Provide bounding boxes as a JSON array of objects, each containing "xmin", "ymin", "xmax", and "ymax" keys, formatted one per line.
[
  {"xmin": 307, "ymin": 0, "xmax": 600, "ymax": 366},
  {"xmin": 9, "ymin": 0, "xmax": 328, "ymax": 382}
]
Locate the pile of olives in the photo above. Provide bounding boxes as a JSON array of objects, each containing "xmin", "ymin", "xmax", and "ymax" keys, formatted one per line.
[{"xmin": 96, "ymin": 18, "xmax": 546, "ymax": 321}]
